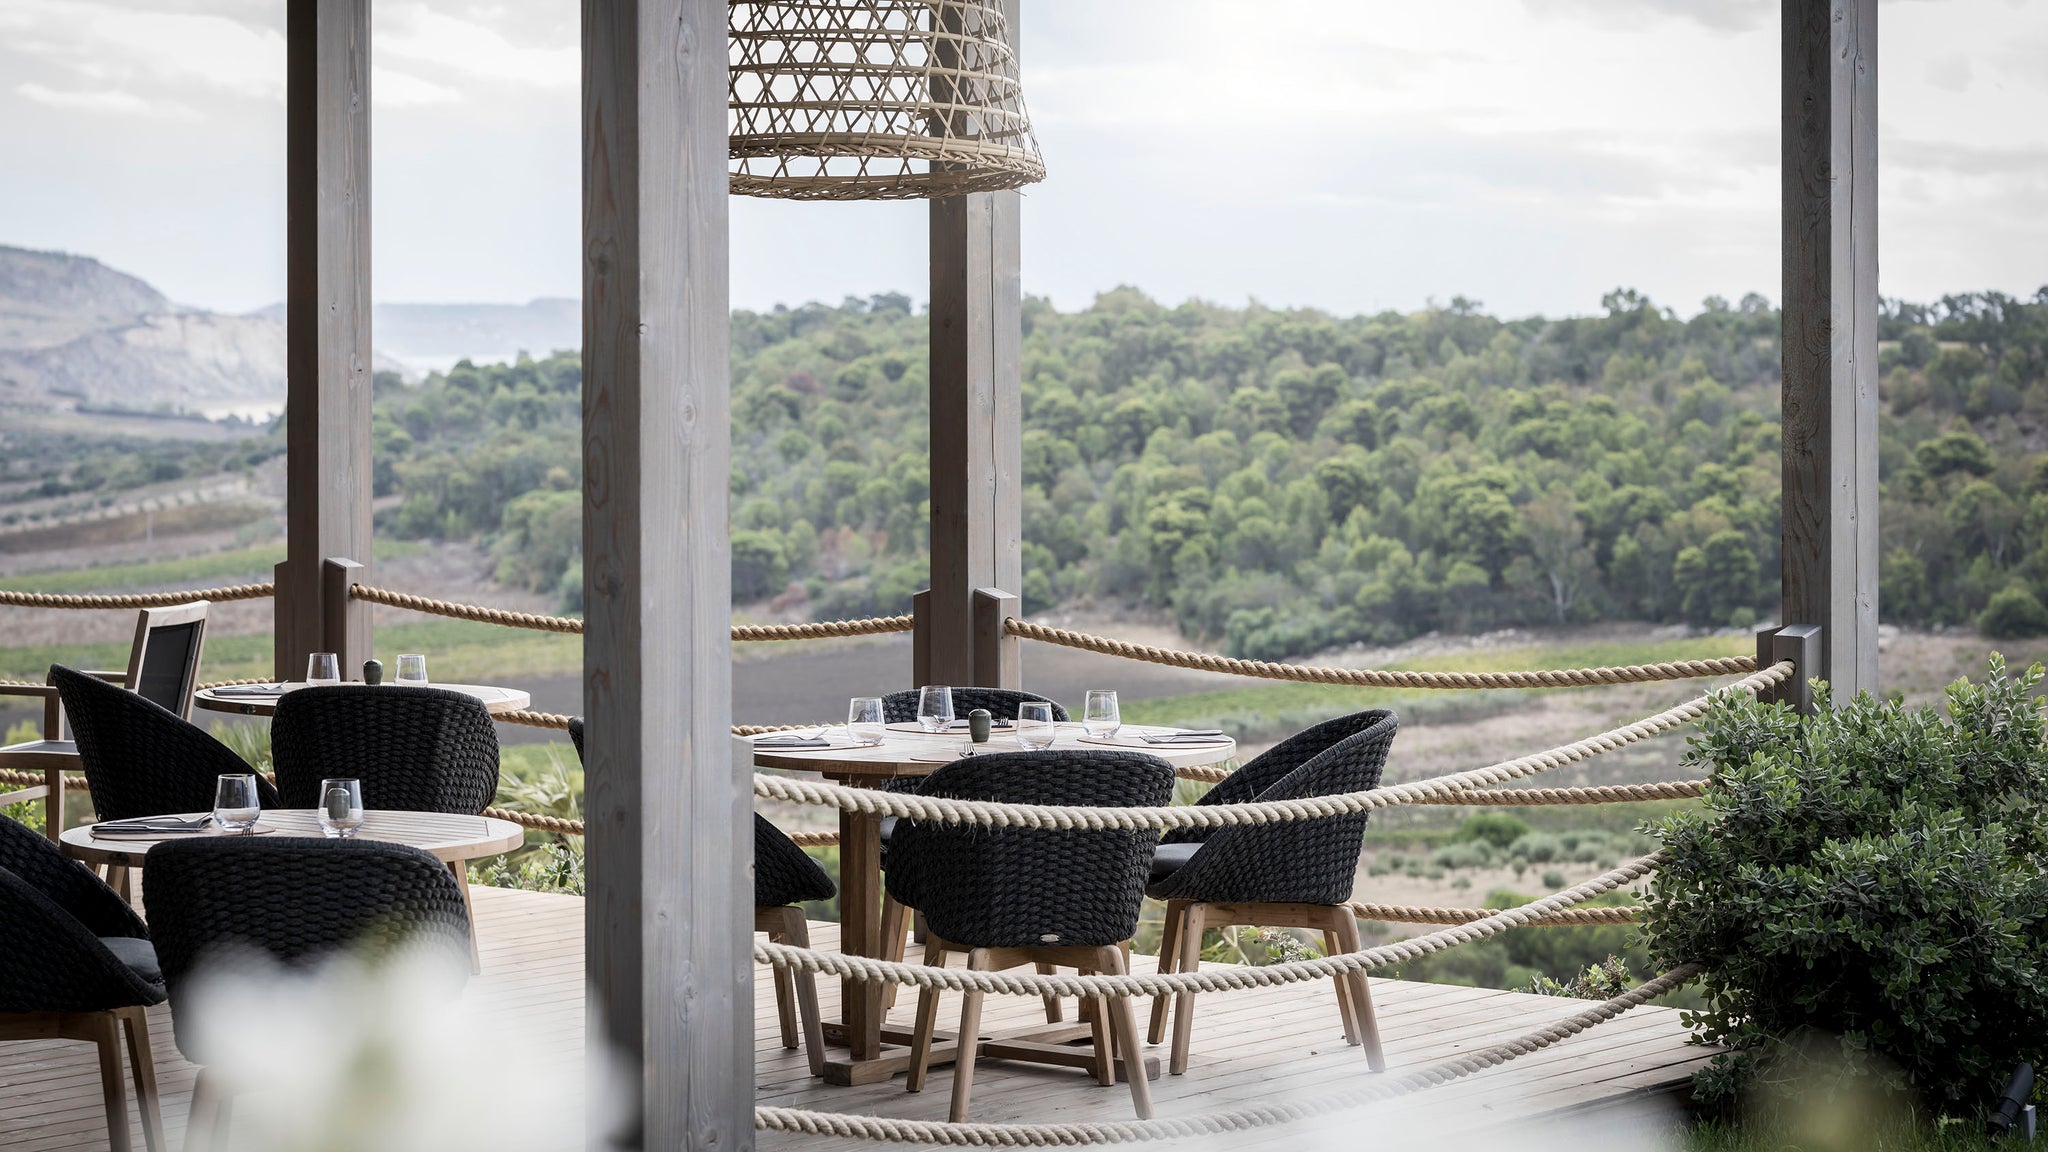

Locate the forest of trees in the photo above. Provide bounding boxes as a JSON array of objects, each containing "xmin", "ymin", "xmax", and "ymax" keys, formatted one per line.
[{"xmin": 362, "ymin": 285, "xmax": 2048, "ymax": 659}]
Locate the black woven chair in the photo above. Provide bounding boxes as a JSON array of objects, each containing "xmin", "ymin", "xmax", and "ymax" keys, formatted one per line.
[
  {"xmin": 880, "ymin": 687, "xmax": 1068, "ymax": 725},
  {"xmin": 1145, "ymin": 709, "xmax": 1398, "ymax": 1075},
  {"xmin": 53, "ymin": 662, "xmax": 282, "ymax": 825},
  {"xmin": 891, "ymin": 749, "xmax": 1172, "ymax": 1122},
  {"xmin": 272, "ymin": 685, "xmax": 499, "ymax": 814},
  {"xmin": 0, "ymin": 814, "xmax": 165, "ymax": 1152},
  {"xmin": 144, "ymin": 835, "xmax": 472, "ymax": 1147},
  {"xmin": 568, "ymin": 716, "xmax": 838, "ymax": 1076}
]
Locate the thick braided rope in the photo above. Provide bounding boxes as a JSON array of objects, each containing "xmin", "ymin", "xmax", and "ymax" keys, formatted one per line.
[
  {"xmin": 481, "ymin": 806, "xmax": 585, "ymax": 835},
  {"xmin": 348, "ymin": 582, "xmax": 911, "ymax": 642},
  {"xmin": 0, "ymin": 768, "xmax": 89, "ymax": 791},
  {"xmin": 1349, "ymin": 901, "xmax": 1637, "ymax": 926},
  {"xmin": 1415, "ymin": 780, "xmax": 1707, "ymax": 806},
  {"xmin": 751, "ymin": 663, "xmax": 1790, "ymax": 831},
  {"xmin": 786, "ymin": 830, "xmax": 840, "ymax": 847},
  {"xmin": 1005, "ymin": 618, "xmax": 1755, "ymax": 689},
  {"xmin": 0, "ymin": 584, "xmax": 274, "ymax": 609},
  {"xmin": 754, "ymin": 855, "xmax": 1660, "ymax": 997},
  {"xmin": 498, "ymin": 709, "xmax": 575, "ymax": 730},
  {"xmin": 755, "ymin": 962, "xmax": 1701, "ymax": 1146}
]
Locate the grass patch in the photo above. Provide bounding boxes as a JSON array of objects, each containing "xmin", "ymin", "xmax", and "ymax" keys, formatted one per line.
[
  {"xmin": 0, "ymin": 539, "xmax": 424, "ymax": 593},
  {"xmin": 0, "ymin": 618, "xmax": 580, "ymax": 684}
]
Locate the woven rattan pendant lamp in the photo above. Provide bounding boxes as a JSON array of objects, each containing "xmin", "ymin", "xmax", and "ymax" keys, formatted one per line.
[{"xmin": 728, "ymin": 0, "xmax": 1045, "ymax": 200}]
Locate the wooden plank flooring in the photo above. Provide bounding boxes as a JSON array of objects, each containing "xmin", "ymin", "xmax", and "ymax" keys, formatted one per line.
[{"xmin": 0, "ymin": 888, "xmax": 1712, "ymax": 1150}]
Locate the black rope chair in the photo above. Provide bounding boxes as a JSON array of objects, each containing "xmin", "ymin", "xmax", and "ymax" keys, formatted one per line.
[
  {"xmin": 880, "ymin": 687, "xmax": 1068, "ymax": 725},
  {"xmin": 889, "ymin": 749, "xmax": 1172, "ymax": 1122},
  {"xmin": 52, "ymin": 662, "xmax": 281, "ymax": 824},
  {"xmin": 272, "ymin": 685, "xmax": 499, "ymax": 814},
  {"xmin": 0, "ymin": 814, "xmax": 165, "ymax": 1152},
  {"xmin": 144, "ymin": 835, "xmax": 472, "ymax": 1147},
  {"xmin": 568, "ymin": 716, "xmax": 837, "ymax": 1076},
  {"xmin": 1144, "ymin": 708, "xmax": 1398, "ymax": 1075}
]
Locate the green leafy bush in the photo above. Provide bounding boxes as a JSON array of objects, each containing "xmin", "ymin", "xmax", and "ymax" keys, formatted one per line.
[{"xmin": 1643, "ymin": 657, "xmax": 2048, "ymax": 1110}]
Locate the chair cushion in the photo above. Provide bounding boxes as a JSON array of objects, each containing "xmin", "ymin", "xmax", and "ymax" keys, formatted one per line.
[
  {"xmin": 1149, "ymin": 841, "xmax": 1200, "ymax": 886},
  {"xmin": 99, "ymin": 936, "xmax": 163, "ymax": 985}
]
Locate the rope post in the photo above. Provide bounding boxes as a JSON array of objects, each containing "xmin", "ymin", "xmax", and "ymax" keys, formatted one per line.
[
  {"xmin": 1756, "ymin": 623, "xmax": 1822, "ymax": 714},
  {"xmin": 321, "ymin": 558, "xmax": 372, "ymax": 678},
  {"xmin": 912, "ymin": 588, "xmax": 934, "ymax": 688},
  {"xmin": 972, "ymin": 588, "xmax": 1020, "ymax": 689}
]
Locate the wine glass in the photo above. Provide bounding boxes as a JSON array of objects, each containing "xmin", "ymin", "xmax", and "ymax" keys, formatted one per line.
[
  {"xmin": 1017, "ymin": 701, "xmax": 1056, "ymax": 750},
  {"xmin": 1082, "ymin": 690, "xmax": 1121, "ymax": 738},
  {"xmin": 396, "ymin": 653, "xmax": 429, "ymax": 686},
  {"xmin": 917, "ymin": 685, "xmax": 955, "ymax": 734},
  {"xmin": 847, "ymin": 697, "xmax": 885, "ymax": 746},
  {"xmin": 213, "ymin": 774, "xmax": 261, "ymax": 834},
  {"xmin": 317, "ymin": 778, "xmax": 365, "ymax": 838},
  {"xmin": 305, "ymin": 652, "xmax": 340, "ymax": 686}
]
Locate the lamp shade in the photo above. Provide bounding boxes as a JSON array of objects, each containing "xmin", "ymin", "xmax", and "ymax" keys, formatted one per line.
[{"xmin": 728, "ymin": 0, "xmax": 1045, "ymax": 200}]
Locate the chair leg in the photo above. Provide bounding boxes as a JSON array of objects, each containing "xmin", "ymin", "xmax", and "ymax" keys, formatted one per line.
[
  {"xmin": 879, "ymin": 896, "xmax": 909, "ymax": 1011},
  {"xmin": 89, "ymin": 1011, "xmax": 132, "ymax": 1152},
  {"xmin": 1148, "ymin": 899, "xmax": 1184, "ymax": 1044},
  {"xmin": 1082, "ymin": 960, "xmax": 1113, "ymax": 1087},
  {"xmin": 1335, "ymin": 913, "xmax": 1385, "ymax": 1072},
  {"xmin": 786, "ymin": 914, "xmax": 827, "ymax": 1079},
  {"xmin": 905, "ymin": 939, "xmax": 948, "ymax": 1094},
  {"xmin": 768, "ymin": 917, "xmax": 801, "ymax": 1052},
  {"xmin": 1169, "ymin": 903, "xmax": 1205, "ymax": 1075},
  {"xmin": 186, "ymin": 1067, "xmax": 232, "ymax": 1152},
  {"xmin": 1036, "ymin": 963, "xmax": 1063, "ymax": 1023},
  {"xmin": 947, "ymin": 949, "xmax": 990, "ymax": 1123},
  {"xmin": 120, "ymin": 1006, "xmax": 165, "ymax": 1152},
  {"xmin": 1321, "ymin": 920, "xmax": 1362, "ymax": 1046},
  {"xmin": 1105, "ymin": 948, "xmax": 1154, "ymax": 1120}
]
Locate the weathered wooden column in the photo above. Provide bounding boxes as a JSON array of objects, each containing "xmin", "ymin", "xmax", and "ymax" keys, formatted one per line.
[
  {"xmin": 926, "ymin": 2, "xmax": 1023, "ymax": 690},
  {"xmin": 582, "ymin": 1, "xmax": 745, "ymax": 1147},
  {"xmin": 276, "ymin": 0, "xmax": 373, "ymax": 681},
  {"xmin": 1781, "ymin": 0, "xmax": 1879, "ymax": 697}
]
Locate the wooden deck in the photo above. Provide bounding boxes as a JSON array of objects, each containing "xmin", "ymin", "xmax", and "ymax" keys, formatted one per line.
[{"xmin": 0, "ymin": 887, "xmax": 1712, "ymax": 1150}]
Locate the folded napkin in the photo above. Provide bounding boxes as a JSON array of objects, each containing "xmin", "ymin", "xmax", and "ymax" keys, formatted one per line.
[
  {"xmin": 755, "ymin": 736, "xmax": 831, "ymax": 749},
  {"xmin": 94, "ymin": 816, "xmax": 215, "ymax": 838},
  {"xmin": 1137, "ymin": 731, "xmax": 1230, "ymax": 745},
  {"xmin": 211, "ymin": 684, "xmax": 285, "ymax": 697}
]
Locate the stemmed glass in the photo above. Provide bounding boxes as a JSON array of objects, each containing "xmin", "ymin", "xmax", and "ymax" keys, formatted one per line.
[
  {"xmin": 847, "ymin": 697, "xmax": 885, "ymax": 746},
  {"xmin": 917, "ymin": 686, "xmax": 955, "ymax": 733},
  {"xmin": 317, "ymin": 778, "xmax": 365, "ymax": 838},
  {"xmin": 396, "ymin": 654, "xmax": 429, "ymax": 686},
  {"xmin": 1017, "ymin": 701, "xmax": 1057, "ymax": 750},
  {"xmin": 213, "ymin": 774, "xmax": 261, "ymax": 834},
  {"xmin": 305, "ymin": 652, "xmax": 340, "ymax": 686},
  {"xmin": 1083, "ymin": 690, "xmax": 1121, "ymax": 738}
]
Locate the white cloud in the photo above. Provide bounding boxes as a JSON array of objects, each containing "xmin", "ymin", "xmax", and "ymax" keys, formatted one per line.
[
  {"xmin": 14, "ymin": 81, "xmax": 199, "ymax": 120},
  {"xmin": 374, "ymin": 4, "xmax": 577, "ymax": 90},
  {"xmin": 374, "ymin": 66, "xmax": 463, "ymax": 109}
]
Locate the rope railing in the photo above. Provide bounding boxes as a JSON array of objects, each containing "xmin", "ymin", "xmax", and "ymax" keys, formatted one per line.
[
  {"xmin": 754, "ymin": 855, "xmax": 1660, "ymax": 998},
  {"xmin": 755, "ymin": 962, "xmax": 1701, "ymax": 1146},
  {"xmin": 751, "ymin": 661, "xmax": 1791, "ymax": 832},
  {"xmin": 346, "ymin": 582, "xmax": 913, "ymax": 642},
  {"xmin": 1005, "ymin": 618, "xmax": 1756, "ymax": 690},
  {"xmin": 0, "ymin": 584, "xmax": 275, "ymax": 610}
]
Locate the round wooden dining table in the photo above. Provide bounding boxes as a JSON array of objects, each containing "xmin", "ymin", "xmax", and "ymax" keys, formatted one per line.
[
  {"xmin": 191, "ymin": 682, "xmax": 532, "ymax": 717},
  {"xmin": 751, "ymin": 722, "xmax": 1237, "ymax": 1086}
]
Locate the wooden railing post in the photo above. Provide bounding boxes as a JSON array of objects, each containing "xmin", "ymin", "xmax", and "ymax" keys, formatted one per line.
[
  {"xmin": 912, "ymin": 589, "xmax": 934, "ymax": 688},
  {"xmin": 320, "ymin": 557, "xmax": 371, "ymax": 677},
  {"xmin": 972, "ymin": 587, "xmax": 1020, "ymax": 690},
  {"xmin": 1756, "ymin": 623, "xmax": 1823, "ymax": 715}
]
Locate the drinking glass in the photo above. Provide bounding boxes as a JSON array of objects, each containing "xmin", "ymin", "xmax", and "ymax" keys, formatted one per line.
[
  {"xmin": 1017, "ymin": 701, "xmax": 1057, "ymax": 750},
  {"xmin": 1082, "ymin": 690, "xmax": 1121, "ymax": 738},
  {"xmin": 847, "ymin": 697, "xmax": 885, "ymax": 746},
  {"xmin": 213, "ymin": 774, "xmax": 261, "ymax": 834},
  {"xmin": 317, "ymin": 778, "xmax": 365, "ymax": 838},
  {"xmin": 917, "ymin": 685, "xmax": 955, "ymax": 733},
  {"xmin": 305, "ymin": 652, "xmax": 340, "ymax": 686},
  {"xmin": 396, "ymin": 653, "xmax": 429, "ymax": 686}
]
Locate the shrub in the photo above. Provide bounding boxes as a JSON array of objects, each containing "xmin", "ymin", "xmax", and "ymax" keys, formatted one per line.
[
  {"xmin": 1643, "ymin": 657, "xmax": 2048, "ymax": 1111},
  {"xmin": 1978, "ymin": 584, "xmax": 2048, "ymax": 638},
  {"xmin": 1455, "ymin": 811, "xmax": 1531, "ymax": 850}
]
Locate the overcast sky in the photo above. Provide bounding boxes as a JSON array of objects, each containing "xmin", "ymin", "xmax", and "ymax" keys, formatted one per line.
[{"xmin": 1, "ymin": 0, "xmax": 2043, "ymax": 319}]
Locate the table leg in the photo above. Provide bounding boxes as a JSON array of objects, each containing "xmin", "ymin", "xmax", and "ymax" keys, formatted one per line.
[
  {"xmin": 838, "ymin": 807, "xmax": 883, "ymax": 1061},
  {"xmin": 450, "ymin": 861, "xmax": 482, "ymax": 974}
]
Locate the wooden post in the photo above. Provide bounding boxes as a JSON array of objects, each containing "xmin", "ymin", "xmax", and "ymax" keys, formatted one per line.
[
  {"xmin": 276, "ymin": 0, "xmax": 374, "ymax": 683},
  {"xmin": 912, "ymin": 588, "xmax": 934, "ymax": 689},
  {"xmin": 972, "ymin": 587, "xmax": 1021, "ymax": 690},
  {"xmin": 1755, "ymin": 624, "xmax": 1824, "ymax": 715},
  {"xmin": 319, "ymin": 558, "xmax": 370, "ymax": 676},
  {"xmin": 1782, "ymin": 0, "xmax": 1879, "ymax": 697},
  {"xmin": 582, "ymin": 1, "xmax": 743, "ymax": 1148},
  {"xmin": 928, "ymin": 1, "xmax": 1023, "ymax": 689}
]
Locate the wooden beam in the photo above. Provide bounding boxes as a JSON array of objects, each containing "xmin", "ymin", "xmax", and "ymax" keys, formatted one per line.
[
  {"xmin": 581, "ymin": 1, "xmax": 743, "ymax": 1148},
  {"xmin": 1782, "ymin": 0, "xmax": 1879, "ymax": 697},
  {"xmin": 928, "ymin": 2, "xmax": 1023, "ymax": 689},
  {"xmin": 277, "ymin": 0, "xmax": 373, "ymax": 682}
]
